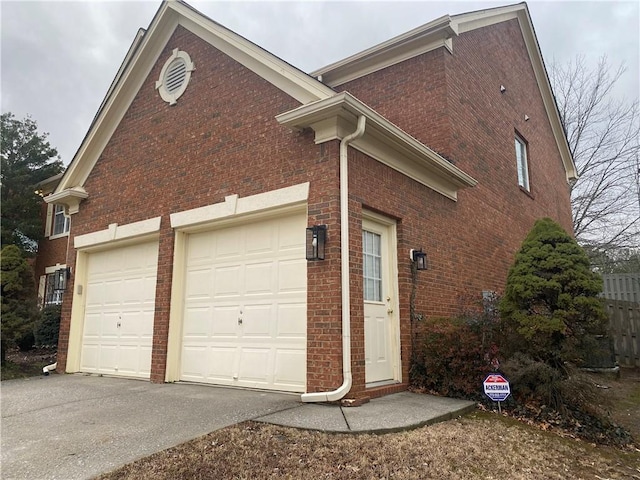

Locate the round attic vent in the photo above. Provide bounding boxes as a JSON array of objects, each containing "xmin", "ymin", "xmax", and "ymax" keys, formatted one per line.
[{"xmin": 155, "ymin": 48, "xmax": 195, "ymax": 105}]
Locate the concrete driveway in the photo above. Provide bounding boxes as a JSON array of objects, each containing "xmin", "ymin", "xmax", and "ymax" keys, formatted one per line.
[{"xmin": 1, "ymin": 374, "xmax": 300, "ymax": 480}]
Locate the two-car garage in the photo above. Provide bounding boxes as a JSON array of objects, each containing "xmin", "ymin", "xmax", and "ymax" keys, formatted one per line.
[{"xmin": 73, "ymin": 196, "xmax": 308, "ymax": 393}]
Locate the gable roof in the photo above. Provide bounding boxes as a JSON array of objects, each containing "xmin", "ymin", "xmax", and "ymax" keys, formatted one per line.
[
  {"xmin": 312, "ymin": 2, "xmax": 578, "ymax": 182},
  {"xmin": 50, "ymin": 1, "xmax": 572, "ymax": 210},
  {"xmin": 54, "ymin": 0, "xmax": 334, "ymax": 194}
]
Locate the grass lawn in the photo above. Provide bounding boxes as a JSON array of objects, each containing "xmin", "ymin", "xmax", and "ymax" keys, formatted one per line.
[
  {"xmin": 97, "ymin": 413, "xmax": 639, "ymax": 480},
  {"xmin": 97, "ymin": 369, "xmax": 640, "ymax": 480}
]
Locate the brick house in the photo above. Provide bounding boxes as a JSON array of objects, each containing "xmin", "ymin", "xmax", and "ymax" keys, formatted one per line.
[{"xmin": 38, "ymin": 1, "xmax": 576, "ymax": 402}]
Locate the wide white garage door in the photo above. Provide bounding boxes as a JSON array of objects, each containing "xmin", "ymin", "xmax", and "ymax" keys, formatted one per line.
[
  {"xmin": 180, "ymin": 214, "xmax": 307, "ymax": 392},
  {"xmin": 80, "ymin": 241, "xmax": 159, "ymax": 378}
]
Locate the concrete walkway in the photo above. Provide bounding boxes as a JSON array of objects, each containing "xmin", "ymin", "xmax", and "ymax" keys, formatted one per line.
[
  {"xmin": 258, "ymin": 391, "xmax": 475, "ymax": 433},
  {"xmin": 1, "ymin": 374, "xmax": 475, "ymax": 480}
]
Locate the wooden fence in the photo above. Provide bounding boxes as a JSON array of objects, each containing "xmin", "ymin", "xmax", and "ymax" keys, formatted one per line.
[{"xmin": 605, "ymin": 299, "xmax": 639, "ymax": 367}]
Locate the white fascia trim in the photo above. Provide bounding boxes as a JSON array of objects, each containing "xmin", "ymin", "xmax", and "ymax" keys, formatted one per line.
[
  {"xmin": 170, "ymin": 182, "xmax": 310, "ymax": 230},
  {"xmin": 276, "ymin": 93, "xmax": 476, "ymax": 200},
  {"xmin": 55, "ymin": 6, "xmax": 179, "ymax": 193},
  {"xmin": 176, "ymin": 6, "xmax": 333, "ymax": 104},
  {"xmin": 311, "ymin": 16, "xmax": 457, "ymax": 87},
  {"xmin": 55, "ymin": 1, "xmax": 333, "ymax": 194},
  {"xmin": 514, "ymin": 10, "xmax": 577, "ymax": 181},
  {"xmin": 44, "ymin": 187, "xmax": 89, "ymax": 215},
  {"xmin": 74, "ymin": 216, "xmax": 162, "ymax": 250},
  {"xmin": 451, "ymin": 4, "xmax": 577, "ymax": 181}
]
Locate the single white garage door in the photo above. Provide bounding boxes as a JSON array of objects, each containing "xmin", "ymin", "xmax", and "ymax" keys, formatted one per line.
[
  {"xmin": 181, "ymin": 213, "xmax": 307, "ymax": 392},
  {"xmin": 80, "ymin": 241, "xmax": 159, "ymax": 378}
]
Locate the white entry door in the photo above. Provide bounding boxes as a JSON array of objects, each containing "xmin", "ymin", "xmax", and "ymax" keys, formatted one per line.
[
  {"xmin": 180, "ymin": 213, "xmax": 307, "ymax": 392},
  {"xmin": 80, "ymin": 241, "xmax": 158, "ymax": 378},
  {"xmin": 363, "ymin": 216, "xmax": 399, "ymax": 384}
]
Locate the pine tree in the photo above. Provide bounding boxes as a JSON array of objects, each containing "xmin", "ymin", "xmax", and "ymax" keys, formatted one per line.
[
  {"xmin": 1, "ymin": 245, "xmax": 40, "ymax": 364},
  {"xmin": 1, "ymin": 112, "xmax": 63, "ymax": 253},
  {"xmin": 499, "ymin": 218, "xmax": 608, "ymax": 369}
]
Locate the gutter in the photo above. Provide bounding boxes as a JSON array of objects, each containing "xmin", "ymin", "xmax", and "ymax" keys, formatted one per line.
[{"xmin": 301, "ymin": 115, "xmax": 367, "ymax": 403}]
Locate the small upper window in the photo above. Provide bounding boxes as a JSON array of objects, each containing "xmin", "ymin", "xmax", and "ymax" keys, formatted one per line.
[
  {"xmin": 515, "ymin": 135, "xmax": 530, "ymax": 191},
  {"xmin": 52, "ymin": 205, "xmax": 70, "ymax": 236},
  {"xmin": 155, "ymin": 49, "xmax": 195, "ymax": 105}
]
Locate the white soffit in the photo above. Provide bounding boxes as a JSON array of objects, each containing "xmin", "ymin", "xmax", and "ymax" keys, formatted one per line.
[
  {"xmin": 55, "ymin": 0, "xmax": 332, "ymax": 195},
  {"xmin": 312, "ymin": 3, "xmax": 577, "ymax": 182},
  {"xmin": 277, "ymin": 92, "xmax": 477, "ymax": 201},
  {"xmin": 311, "ymin": 15, "xmax": 456, "ymax": 87}
]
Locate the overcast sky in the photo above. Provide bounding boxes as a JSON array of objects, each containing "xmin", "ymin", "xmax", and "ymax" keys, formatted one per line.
[{"xmin": 1, "ymin": 0, "xmax": 638, "ymax": 165}]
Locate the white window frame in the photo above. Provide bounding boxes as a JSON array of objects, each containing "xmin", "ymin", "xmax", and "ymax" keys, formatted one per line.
[
  {"xmin": 41, "ymin": 265, "xmax": 68, "ymax": 307},
  {"xmin": 515, "ymin": 134, "xmax": 530, "ymax": 191},
  {"xmin": 50, "ymin": 204, "xmax": 70, "ymax": 238}
]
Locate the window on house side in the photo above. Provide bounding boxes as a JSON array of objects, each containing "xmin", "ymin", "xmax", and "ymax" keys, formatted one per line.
[
  {"xmin": 515, "ymin": 135, "xmax": 530, "ymax": 191},
  {"xmin": 44, "ymin": 271, "xmax": 65, "ymax": 306},
  {"xmin": 52, "ymin": 205, "xmax": 70, "ymax": 236}
]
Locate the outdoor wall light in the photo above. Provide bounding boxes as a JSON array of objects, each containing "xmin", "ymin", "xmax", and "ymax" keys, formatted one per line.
[
  {"xmin": 410, "ymin": 249, "xmax": 428, "ymax": 270},
  {"xmin": 306, "ymin": 225, "xmax": 327, "ymax": 261},
  {"xmin": 55, "ymin": 267, "xmax": 71, "ymax": 291}
]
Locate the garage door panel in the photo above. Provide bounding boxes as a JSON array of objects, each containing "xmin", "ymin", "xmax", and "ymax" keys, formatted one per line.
[
  {"xmin": 102, "ymin": 280, "xmax": 123, "ymax": 307},
  {"xmin": 119, "ymin": 311, "xmax": 153, "ymax": 339},
  {"xmin": 183, "ymin": 307, "xmax": 212, "ymax": 337},
  {"xmin": 238, "ymin": 348, "xmax": 270, "ymax": 384},
  {"xmin": 207, "ymin": 347, "xmax": 237, "ymax": 381},
  {"xmin": 215, "ymin": 229, "xmax": 243, "ymax": 259},
  {"xmin": 214, "ymin": 266, "xmax": 241, "ymax": 297},
  {"xmin": 244, "ymin": 262, "xmax": 274, "ymax": 294},
  {"xmin": 245, "ymin": 223, "xmax": 275, "ymax": 255},
  {"xmin": 181, "ymin": 213, "xmax": 306, "ymax": 392},
  {"xmin": 181, "ymin": 345, "xmax": 208, "ymax": 379},
  {"xmin": 80, "ymin": 241, "xmax": 158, "ymax": 379},
  {"xmin": 243, "ymin": 305, "xmax": 273, "ymax": 337},
  {"xmin": 96, "ymin": 344, "xmax": 118, "ymax": 372},
  {"xmin": 274, "ymin": 349, "xmax": 306, "ymax": 387},
  {"xmin": 185, "ymin": 268, "xmax": 212, "ymax": 299},
  {"xmin": 277, "ymin": 216, "xmax": 305, "ymax": 249},
  {"xmin": 276, "ymin": 304, "xmax": 306, "ymax": 337},
  {"xmin": 278, "ymin": 259, "xmax": 306, "ymax": 293},
  {"xmin": 211, "ymin": 307, "xmax": 240, "ymax": 336}
]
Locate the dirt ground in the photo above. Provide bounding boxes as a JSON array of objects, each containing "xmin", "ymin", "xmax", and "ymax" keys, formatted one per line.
[
  {"xmin": 1, "ymin": 347, "xmax": 56, "ymax": 380},
  {"xmin": 597, "ymin": 367, "xmax": 640, "ymax": 440}
]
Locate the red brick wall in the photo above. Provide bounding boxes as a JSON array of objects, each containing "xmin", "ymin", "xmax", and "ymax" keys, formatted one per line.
[
  {"xmin": 34, "ymin": 202, "xmax": 69, "ymax": 291},
  {"xmin": 338, "ymin": 48, "xmax": 452, "ymax": 157},
  {"xmin": 332, "ymin": 19, "xmax": 573, "ymax": 395},
  {"xmin": 53, "ymin": 18, "xmax": 574, "ymax": 399},
  {"xmin": 56, "ymin": 26, "xmax": 345, "ymax": 391}
]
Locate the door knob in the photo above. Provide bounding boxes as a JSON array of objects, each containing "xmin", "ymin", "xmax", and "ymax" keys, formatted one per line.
[
  {"xmin": 387, "ymin": 308, "xmax": 393, "ymax": 314},
  {"xmin": 238, "ymin": 318, "xmax": 243, "ymax": 325}
]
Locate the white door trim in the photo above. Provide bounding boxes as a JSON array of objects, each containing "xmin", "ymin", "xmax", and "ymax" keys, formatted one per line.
[{"xmin": 362, "ymin": 211, "xmax": 401, "ymax": 385}]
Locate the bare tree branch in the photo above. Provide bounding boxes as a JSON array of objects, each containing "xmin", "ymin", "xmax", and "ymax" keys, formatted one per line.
[{"xmin": 550, "ymin": 56, "xmax": 640, "ymax": 254}]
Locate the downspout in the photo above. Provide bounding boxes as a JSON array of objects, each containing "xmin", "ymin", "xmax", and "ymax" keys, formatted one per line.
[
  {"xmin": 301, "ymin": 115, "xmax": 366, "ymax": 403},
  {"xmin": 42, "ymin": 362, "xmax": 57, "ymax": 375}
]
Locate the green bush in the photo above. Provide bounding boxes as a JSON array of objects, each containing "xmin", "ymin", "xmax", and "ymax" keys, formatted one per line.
[
  {"xmin": 1, "ymin": 245, "xmax": 39, "ymax": 362},
  {"xmin": 35, "ymin": 304, "xmax": 61, "ymax": 347},
  {"xmin": 411, "ymin": 317, "xmax": 498, "ymax": 400},
  {"xmin": 499, "ymin": 218, "xmax": 609, "ymax": 370}
]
